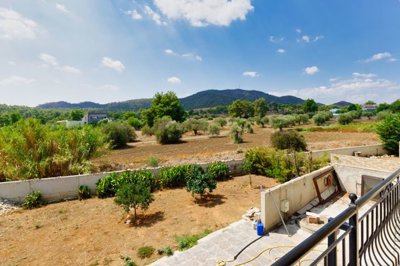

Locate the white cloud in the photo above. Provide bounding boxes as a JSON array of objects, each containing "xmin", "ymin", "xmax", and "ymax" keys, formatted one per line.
[
  {"xmin": 101, "ymin": 57, "xmax": 125, "ymax": 72},
  {"xmin": 364, "ymin": 52, "xmax": 396, "ymax": 63},
  {"xmin": 153, "ymin": 0, "xmax": 253, "ymax": 27},
  {"xmin": 272, "ymin": 75, "xmax": 400, "ymax": 104},
  {"xmin": 0, "ymin": 8, "xmax": 38, "ymax": 40},
  {"xmin": 296, "ymin": 28, "xmax": 302, "ymax": 34},
  {"xmin": 167, "ymin": 76, "xmax": 181, "ymax": 84},
  {"xmin": 304, "ymin": 66, "xmax": 319, "ymax": 75},
  {"xmin": 165, "ymin": 49, "xmax": 202, "ymax": 61},
  {"xmin": 144, "ymin": 5, "xmax": 167, "ymax": 25},
  {"xmin": 277, "ymin": 48, "xmax": 286, "ymax": 54},
  {"xmin": 242, "ymin": 71, "xmax": 259, "ymax": 78},
  {"xmin": 55, "ymin": 3, "xmax": 69, "ymax": 13},
  {"xmin": 0, "ymin": 75, "xmax": 35, "ymax": 86},
  {"xmin": 126, "ymin": 9, "xmax": 143, "ymax": 20},
  {"xmin": 61, "ymin": 65, "xmax": 81, "ymax": 74},
  {"xmin": 269, "ymin": 36, "xmax": 284, "ymax": 43},
  {"xmin": 39, "ymin": 53, "xmax": 80, "ymax": 74},
  {"xmin": 40, "ymin": 53, "xmax": 58, "ymax": 66},
  {"xmin": 314, "ymin": 35, "xmax": 324, "ymax": 42},
  {"xmin": 301, "ymin": 35, "xmax": 310, "ymax": 43},
  {"xmin": 352, "ymin": 72, "xmax": 376, "ymax": 79}
]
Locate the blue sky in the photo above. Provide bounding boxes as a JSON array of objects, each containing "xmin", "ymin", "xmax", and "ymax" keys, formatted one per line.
[{"xmin": 0, "ymin": 0, "xmax": 399, "ymax": 106}]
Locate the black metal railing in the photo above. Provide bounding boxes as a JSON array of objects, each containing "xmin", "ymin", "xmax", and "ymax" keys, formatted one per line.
[{"xmin": 272, "ymin": 168, "xmax": 400, "ymax": 266}]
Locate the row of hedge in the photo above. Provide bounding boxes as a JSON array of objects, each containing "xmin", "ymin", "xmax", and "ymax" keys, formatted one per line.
[{"xmin": 96, "ymin": 162, "xmax": 230, "ymax": 198}]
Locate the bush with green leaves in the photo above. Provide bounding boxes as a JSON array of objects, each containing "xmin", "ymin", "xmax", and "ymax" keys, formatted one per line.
[
  {"xmin": 78, "ymin": 185, "xmax": 91, "ymax": 200},
  {"xmin": 377, "ymin": 113, "xmax": 400, "ymax": 155},
  {"xmin": 243, "ymin": 148, "xmax": 315, "ymax": 183},
  {"xmin": 377, "ymin": 110, "xmax": 392, "ymax": 121},
  {"xmin": 255, "ymin": 116, "xmax": 269, "ymax": 128},
  {"xmin": 176, "ymin": 229, "xmax": 212, "ymax": 250},
  {"xmin": 147, "ymin": 156, "xmax": 159, "ymax": 167},
  {"xmin": 0, "ymin": 118, "xmax": 105, "ymax": 181},
  {"xmin": 271, "ymin": 130, "xmax": 307, "ymax": 152},
  {"xmin": 207, "ymin": 162, "xmax": 230, "ymax": 181},
  {"xmin": 141, "ymin": 125, "xmax": 154, "ymax": 136},
  {"xmin": 120, "ymin": 256, "xmax": 137, "ymax": 266},
  {"xmin": 295, "ymin": 114, "xmax": 309, "ymax": 125},
  {"xmin": 96, "ymin": 170, "xmax": 158, "ymax": 198},
  {"xmin": 137, "ymin": 246, "xmax": 155, "ymax": 259},
  {"xmin": 154, "ymin": 117, "xmax": 182, "ymax": 144},
  {"xmin": 271, "ymin": 116, "xmax": 294, "ymax": 131},
  {"xmin": 229, "ymin": 122, "xmax": 244, "ymax": 144},
  {"xmin": 158, "ymin": 165, "xmax": 189, "ymax": 188},
  {"xmin": 114, "ymin": 181, "xmax": 154, "ymax": 223},
  {"xmin": 182, "ymin": 118, "xmax": 208, "ymax": 135},
  {"xmin": 208, "ymin": 123, "xmax": 220, "ymax": 137},
  {"xmin": 186, "ymin": 165, "xmax": 216, "ymax": 199},
  {"xmin": 22, "ymin": 191, "xmax": 44, "ymax": 209},
  {"xmin": 214, "ymin": 117, "xmax": 227, "ymax": 127},
  {"xmin": 338, "ymin": 113, "xmax": 354, "ymax": 125},
  {"xmin": 127, "ymin": 117, "xmax": 143, "ymax": 130},
  {"xmin": 163, "ymin": 246, "xmax": 174, "ymax": 256},
  {"xmin": 312, "ymin": 111, "xmax": 332, "ymax": 126},
  {"xmin": 102, "ymin": 121, "xmax": 136, "ymax": 149}
]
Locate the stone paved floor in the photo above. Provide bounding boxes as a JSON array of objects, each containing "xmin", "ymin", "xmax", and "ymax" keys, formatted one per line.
[{"xmin": 151, "ymin": 193, "xmax": 376, "ymax": 266}]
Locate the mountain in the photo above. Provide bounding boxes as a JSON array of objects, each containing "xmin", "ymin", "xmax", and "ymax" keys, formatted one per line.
[
  {"xmin": 180, "ymin": 89, "xmax": 305, "ymax": 109},
  {"xmin": 37, "ymin": 89, "xmax": 305, "ymax": 111},
  {"xmin": 332, "ymin": 101, "xmax": 353, "ymax": 107}
]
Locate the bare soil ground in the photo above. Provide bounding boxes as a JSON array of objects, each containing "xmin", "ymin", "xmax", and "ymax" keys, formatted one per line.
[
  {"xmin": 93, "ymin": 126, "xmax": 379, "ymax": 170},
  {"xmin": 0, "ymin": 175, "xmax": 278, "ymax": 266}
]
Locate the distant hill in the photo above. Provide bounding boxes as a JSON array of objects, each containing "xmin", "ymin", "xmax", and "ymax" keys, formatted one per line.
[
  {"xmin": 332, "ymin": 101, "xmax": 353, "ymax": 107},
  {"xmin": 180, "ymin": 89, "xmax": 304, "ymax": 109},
  {"xmin": 37, "ymin": 89, "xmax": 305, "ymax": 111}
]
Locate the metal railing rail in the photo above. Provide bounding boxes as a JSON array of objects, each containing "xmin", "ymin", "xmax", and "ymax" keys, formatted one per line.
[{"xmin": 272, "ymin": 168, "xmax": 400, "ymax": 266}]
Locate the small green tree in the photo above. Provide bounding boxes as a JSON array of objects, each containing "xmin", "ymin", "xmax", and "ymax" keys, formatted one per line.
[
  {"xmin": 338, "ymin": 113, "xmax": 353, "ymax": 125},
  {"xmin": 214, "ymin": 117, "xmax": 227, "ymax": 127},
  {"xmin": 303, "ymin": 99, "xmax": 318, "ymax": 113},
  {"xmin": 208, "ymin": 123, "xmax": 220, "ymax": 137},
  {"xmin": 271, "ymin": 116, "xmax": 292, "ymax": 131},
  {"xmin": 271, "ymin": 130, "xmax": 307, "ymax": 152},
  {"xmin": 114, "ymin": 182, "xmax": 154, "ymax": 224},
  {"xmin": 228, "ymin": 100, "xmax": 254, "ymax": 118},
  {"xmin": 377, "ymin": 114, "xmax": 400, "ymax": 155},
  {"xmin": 102, "ymin": 122, "xmax": 136, "ymax": 149},
  {"xmin": 186, "ymin": 167, "xmax": 216, "ymax": 199},
  {"xmin": 183, "ymin": 118, "xmax": 208, "ymax": 135},
  {"xmin": 70, "ymin": 110, "xmax": 84, "ymax": 121},
  {"xmin": 253, "ymin": 98, "xmax": 268, "ymax": 117},
  {"xmin": 229, "ymin": 122, "xmax": 244, "ymax": 143},
  {"xmin": 154, "ymin": 117, "xmax": 182, "ymax": 144}
]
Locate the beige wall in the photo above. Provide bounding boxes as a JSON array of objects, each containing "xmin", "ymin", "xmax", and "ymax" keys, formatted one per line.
[{"xmin": 261, "ymin": 166, "xmax": 334, "ymax": 232}]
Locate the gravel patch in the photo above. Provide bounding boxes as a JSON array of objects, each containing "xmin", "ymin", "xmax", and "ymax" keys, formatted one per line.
[{"xmin": 0, "ymin": 198, "xmax": 19, "ymax": 216}]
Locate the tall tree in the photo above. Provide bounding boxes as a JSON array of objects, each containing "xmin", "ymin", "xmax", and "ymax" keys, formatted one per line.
[
  {"xmin": 228, "ymin": 100, "xmax": 254, "ymax": 118},
  {"xmin": 302, "ymin": 99, "xmax": 318, "ymax": 113},
  {"xmin": 144, "ymin": 91, "xmax": 186, "ymax": 126},
  {"xmin": 69, "ymin": 110, "xmax": 84, "ymax": 121},
  {"xmin": 253, "ymin": 98, "xmax": 268, "ymax": 117}
]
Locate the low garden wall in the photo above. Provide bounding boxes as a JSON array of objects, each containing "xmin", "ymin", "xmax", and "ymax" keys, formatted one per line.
[
  {"xmin": 0, "ymin": 159, "xmax": 245, "ymax": 203},
  {"xmin": 0, "ymin": 144, "xmax": 386, "ymax": 203},
  {"xmin": 260, "ymin": 165, "xmax": 334, "ymax": 232}
]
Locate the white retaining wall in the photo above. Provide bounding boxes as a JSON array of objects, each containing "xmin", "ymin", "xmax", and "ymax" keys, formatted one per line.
[
  {"xmin": 0, "ymin": 159, "xmax": 245, "ymax": 203},
  {"xmin": 0, "ymin": 144, "xmax": 386, "ymax": 203}
]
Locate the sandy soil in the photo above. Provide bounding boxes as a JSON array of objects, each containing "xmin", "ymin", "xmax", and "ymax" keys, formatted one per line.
[
  {"xmin": 93, "ymin": 126, "xmax": 379, "ymax": 170},
  {"xmin": 0, "ymin": 175, "xmax": 278, "ymax": 266}
]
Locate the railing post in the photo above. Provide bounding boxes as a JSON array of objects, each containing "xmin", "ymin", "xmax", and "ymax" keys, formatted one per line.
[
  {"xmin": 349, "ymin": 193, "xmax": 359, "ymax": 266},
  {"xmin": 328, "ymin": 230, "xmax": 337, "ymax": 266}
]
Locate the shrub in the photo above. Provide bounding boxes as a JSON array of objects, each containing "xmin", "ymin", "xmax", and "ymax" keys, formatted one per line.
[
  {"xmin": 183, "ymin": 118, "xmax": 208, "ymax": 135},
  {"xmin": 176, "ymin": 230, "xmax": 212, "ymax": 251},
  {"xmin": 114, "ymin": 182, "xmax": 154, "ymax": 223},
  {"xmin": 102, "ymin": 122, "xmax": 136, "ymax": 149},
  {"xmin": 96, "ymin": 173, "xmax": 120, "ymax": 198},
  {"xmin": 158, "ymin": 165, "xmax": 188, "ymax": 188},
  {"xmin": 141, "ymin": 125, "xmax": 154, "ymax": 136},
  {"xmin": 78, "ymin": 185, "xmax": 91, "ymax": 200},
  {"xmin": 147, "ymin": 156, "xmax": 159, "ymax": 167},
  {"xmin": 377, "ymin": 110, "xmax": 392, "ymax": 121},
  {"xmin": 207, "ymin": 162, "xmax": 230, "ymax": 181},
  {"xmin": 377, "ymin": 113, "xmax": 400, "ymax": 155},
  {"xmin": 164, "ymin": 246, "xmax": 174, "ymax": 256},
  {"xmin": 208, "ymin": 124, "xmax": 220, "ymax": 137},
  {"xmin": 0, "ymin": 119, "xmax": 105, "ymax": 180},
  {"xmin": 245, "ymin": 122, "xmax": 254, "ymax": 134},
  {"xmin": 154, "ymin": 117, "xmax": 182, "ymax": 144},
  {"xmin": 120, "ymin": 256, "xmax": 137, "ymax": 266},
  {"xmin": 312, "ymin": 111, "xmax": 332, "ymax": 126},
  {"xmin": 229, "ymin": 122, "xmax": 244, "ymax": 144},
  {"xmin": 338, "ymin": 113, "xmax": 353, "ymax": 125},
  {"xmin": 22, "ymin": 191, "xmax": 44, "ymax": 209},
  {"xmin": 186, "ymin": 166, "xmax": 217, "ymax": 199},
  {"xmin": 271, "ymin": 116, "xmax": 294, "ymax": 131},
  {"xmin": 127, "ymin": 117, "xmax": 143, "ymax": 130},
  {"xmin": 137, "ymin": 246, "xmax": 155, "ymax": 259},
  {"xmin": 271, "ymin": 130, "xmax": 307, "ymax": 151},
  {"xmin": 255, "ymin": 116, "xmax": 269, "ymax": 128},
  {"xmin": 215, "ymin": 117, "xmax": 227, "ymax": 127}
]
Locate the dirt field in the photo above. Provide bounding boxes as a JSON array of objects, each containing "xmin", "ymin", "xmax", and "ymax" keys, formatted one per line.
[
  {"xmin": 93, "ymin": 126, "xmax": 380, "ymax": 170},
  {"xmin": 0, "ymin": 175, "xmax": 278, "ymax": 266}
]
